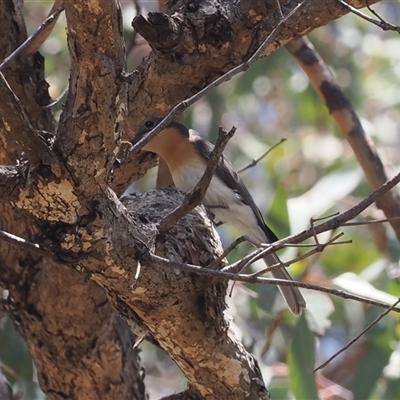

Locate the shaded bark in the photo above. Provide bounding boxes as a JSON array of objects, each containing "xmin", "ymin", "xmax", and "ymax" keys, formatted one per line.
[{"xmin": 0, "ymin": 1, "xmax": 145, "ymax": 399}]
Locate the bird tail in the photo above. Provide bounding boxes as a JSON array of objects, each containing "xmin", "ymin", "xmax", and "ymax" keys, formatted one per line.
[{"xmin": 263, "ymin": 253, "xmax": 306, "ymax": 315}]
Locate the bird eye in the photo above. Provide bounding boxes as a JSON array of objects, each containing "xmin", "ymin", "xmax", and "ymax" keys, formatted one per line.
[{"xmin": 145, "ymin": 120, "xmax": 155, "ymax": 129}]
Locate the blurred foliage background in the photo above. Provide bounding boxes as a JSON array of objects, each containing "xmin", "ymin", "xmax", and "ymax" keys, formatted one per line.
[{"xmin": 1, "ymin": 1, "xmax": 400, "ymax": 399}]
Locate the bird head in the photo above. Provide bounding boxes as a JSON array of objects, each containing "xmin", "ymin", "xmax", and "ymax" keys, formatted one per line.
[{"xmin": 132, "ymin": 117, "xmax": 189, "ymax": 156}]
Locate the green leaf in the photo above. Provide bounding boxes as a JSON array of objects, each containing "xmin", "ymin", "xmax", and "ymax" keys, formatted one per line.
[
  {"xmin": 288, "ymin": 314, "xmax": 319, "ymax": 400},
  {"xmin": 267, "ymin": 184, "xmax": 290, "ymax": 240},
  {"xmin": 268, "ymin": 384, "xmax": 290, "ymax": 400},
  {"xmin": 0, "ymin": 317, "xmax": 33, "ymax": 383},
  {"xmin": 383, "ymin": 378, "xmax": 400, "ymax": 400}
]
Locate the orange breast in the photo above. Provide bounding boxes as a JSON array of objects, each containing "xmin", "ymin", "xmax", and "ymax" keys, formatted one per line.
[{"xmin": 143, "ymin": 127, "xmax": 199, "ymax": 174}]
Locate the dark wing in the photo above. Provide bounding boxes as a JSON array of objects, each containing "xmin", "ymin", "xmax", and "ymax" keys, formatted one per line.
[{"xmin": 191, "ymin": 132, "xmax": 279, "ymax": 243}]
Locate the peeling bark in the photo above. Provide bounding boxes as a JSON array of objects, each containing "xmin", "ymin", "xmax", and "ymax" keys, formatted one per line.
[
  {"xmin": 85, "ymin": 188, "xmax": 269, "ymax": 399},
  {"xmin": 0, "ymin": 1, "xmax": 145, "ymax": 399}
]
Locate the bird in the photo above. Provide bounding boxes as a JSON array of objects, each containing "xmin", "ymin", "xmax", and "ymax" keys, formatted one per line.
[{"xmin": 132, "ymin": 117, "xmax": 306, "ymax": 315}]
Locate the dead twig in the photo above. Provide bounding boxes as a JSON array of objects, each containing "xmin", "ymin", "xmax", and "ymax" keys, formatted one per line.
[
  {"xmin": 336, "ymin": 0, "xmax": 400, "ymax": 32},
  {"xmin": 26, "ymin": 0, "xmax": 65, "ymax": 55},
  {"xmin": 313, "ymin": 298, "xmax": 400, "ymax": 372},
  {"xmin": 343, "ymin": 216, "xmax": 400, "ymax": 226},
  {"xmin": 249, "ymin": 232, "xmax": 350, "ymax": 278},
  {"xmin": 157, "ymin": 127, "xmax": 236, "ymax": 232},
  {"xmin": 0, "ymin": 4, "xmax": 65, "ymax": 70},
  {"xmin": 150, "ymin": 252, "xmax": 400, "ymax": 312},
  {"xmin": 130, "ymin": 0, "xmax": 307, "ymax": 155},
  {"xmin": 208, "ymin": 236, "xmax": 248, "ymax": 270},
  {"xmin": 0, "ymin": 229, "xmax": 53, "ymax": 259},
  {"xmin": 237, "ymin": 138, "xmax": 286, "ymax": 174}
]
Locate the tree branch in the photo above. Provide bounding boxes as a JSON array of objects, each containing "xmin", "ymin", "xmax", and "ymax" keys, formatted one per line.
[
  {"xmin": 0, "ymin": 3, "xmax": 65, "ymax": 70},
  {"xmin": 88, "ymin": 188, "xmax": 270, "ymax": 399},
  {"xmin": 130, "ymin": 0, "xmax": 306, "ymax": 155},
  {"xmin": 237, "ymin": 138, "xmax": 287, "ymax": 174},
  {"xmin": 126, "ymin": 0, "xmax": 383, "ymax": 142},
  {"xmin": 336, "ymin": 0, "xmax": 400, "ymax": 32},
  {"xmin": 314, "ymin": 297, "xmax": 400, "ymax": 372},
  {"xmin": 57, "ymin": 0, "xmax": 127, "ymax": 198},
  {"xmin": 157, "ymin": 126, "xmax": 236, "ymax": 232},
  {"xmin": 0, "ymin": 4, "xmax": 146, "ymax": 399},
  {"xmin": 286, "ymin": 36, "xmax": 400, "ymax": 241}
]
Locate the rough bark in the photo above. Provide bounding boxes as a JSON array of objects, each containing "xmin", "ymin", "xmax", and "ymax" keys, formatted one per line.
[
  {"xmin": 91, "ymin": 188, "xmax": 269, "ymax": 399},
  {"xmin": 125, "ymin": 0, "xmax": 381, "ymax": 137},
  {"xmin": 0, "ymin": 0, "xmax": 384, "ymax": 398},
  {"xmin": 0, "ymin": 1, "xmax": 144, "ymax": 399}
]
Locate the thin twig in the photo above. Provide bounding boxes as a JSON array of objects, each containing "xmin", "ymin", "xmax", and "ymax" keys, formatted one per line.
[
  {"xmin": 282, "ymin": 241, "xmax": 348, "ymax": 248},
  {"xmin": 208, "ymin": 236, "xmax": 247, "ymax": 270},
  {"xmin": 26, "ymin": 0, "xmax": 64, "ymax": 55},
  {"xmin": 311, "ymin": 212, "xmax": 340, "ymax": 223},
  {"xmin": 0, "ymin": 4, "xmax": 65, "ymax": 70},
  {"xmin": 366, "ymin": 0, "xmax": 392, "ymax": 26},
  {"xmin": 42, "ymin": 83, "xmax": 69, "ymax": 109},
  {"xmin": 343, "ymin": 216, "xmax": 400, "ymax": 226},
  {"xmin": 0, "ymin": 229, "xmax": 54, "ymax": 259},
  {"xmin": 336, "ymin": 0, "xmax": 400, "ymax": 32},
  {"xmin": 313, "ymin": 298, "xmax": 400, "ymax": 372},
  {"xmin": 274, "ymin": 0, "xmax": 284, "ymax": 19},
  {"xmin": 224, "ymin": 168, "xmax": 400, "ymax": 274},
  {"xmin": 249, "ymin": 232, "xmax": 347, "ymax": 278},
  {"xmin": 130, "ymin": 0, "xmax": 307, "ymax": 155},
  {"xmin": 150, "ymin": 252, "xmax": 400, "ymax": 313},
  {"xmin": 223, "ymin": 231, "xmax": 347, "ymax": 275},
  {"xmin": 157, "ymin": 127, "xmax": 236, "ymax": 232},
  {"xmin": 237, "ymin": 138, "xmax": 286, "ymax": 174},
  {"xmin": 248, "ymin": 170, "xmax": 400, "ymax": 264},
  {"xmin": 149, "ymin": 171, "xmax": 400, "ymax": 298},
  {"xmin": 261, "ymin": 314, "xmax": 282, "ymax": 357}
]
